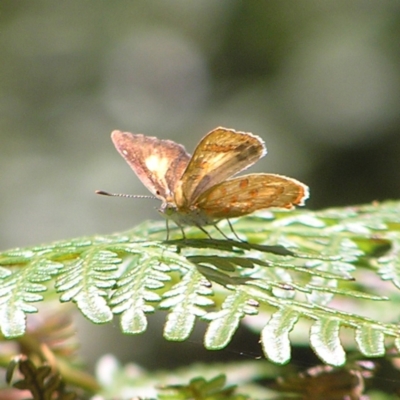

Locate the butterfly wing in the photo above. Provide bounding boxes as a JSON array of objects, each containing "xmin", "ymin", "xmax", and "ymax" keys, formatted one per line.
[
  {"xmin": 177, "ymin": 127, "xmax": 266, "ymax": 206},
  {"xmin": 195, "ymin": 173, "xmax": 309, "ymax": 219},
  {"xmin": 111, "ymin": 130, "xmax": 191, "ymax": 200}
]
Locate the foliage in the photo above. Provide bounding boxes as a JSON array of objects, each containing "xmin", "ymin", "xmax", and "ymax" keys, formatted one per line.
[
  {"xmin": 6, "ymin": 356, "xmax": 77, "ymax": 400},
  {"xmin": 1, "ymin": 201, "xmax": 400, "ymax": 398}
]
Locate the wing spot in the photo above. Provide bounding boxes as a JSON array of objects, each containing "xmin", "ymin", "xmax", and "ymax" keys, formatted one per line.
[
  {"xmin": 145, "ymin": 155, "xmax": 170, "ymax": 173},
  {"xmin": 239, "ymin": 179, "xmax": 249, "ymax": 189},
  {"xmin": 249, "ymin": 189, "xmax": 259, "ymax": 197},
  {"xmin": 220, "ymin": 187, "xmax": 227, "ymax": 196}
]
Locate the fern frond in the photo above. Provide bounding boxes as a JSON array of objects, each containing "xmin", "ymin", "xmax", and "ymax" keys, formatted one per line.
[
  {"xmin": 95, "ymin": 355, "xmax": 277, "ymax": 399},
  {"xmin": 0, "ymin": 255, "xmax": 63, "ymax": 337},
  {"xmin": 7, "ymin": 356, "xmax": 78, "ymax": 400},
  {"xmin": 1, "ymin": 201, "xmax": 400, "ymax": 365},
  {"xmin": 161, "ymin": 265, "xmax": 214, "ymax": 341},
  {"xmin": 204, "ymin": 289, "xmax": 259, "ymax": 349},
  {"xmin": 55, "ymin": 249, "xmax": 119, "ymax": 323},
  {"xmin": 110, "ymin": 246, "xmax": 179, "ymax": 334},
  {"xmin": 374, "ymin": 231, "xmax": 400, "ymax": 288},
  {"xmin": 94, "ymin": 355, "xmax": 374, "ymax": 399},
  {"xmin": 157, "ymin": 374, "xmax": 246, "ymax": 400}
]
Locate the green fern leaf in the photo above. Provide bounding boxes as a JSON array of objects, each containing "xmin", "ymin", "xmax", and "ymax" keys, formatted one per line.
[
  {"xmin": 355, "ymin": 325, "xmax": 385, "ymax": 357},
  {"xmin": 375, "ymin": 232, "xmax": 400, "ymax": 288},
  {"xmin": 261, "ymin": 307, "xmax": 299, "ymax": 364},
  {"xmin": 161, "ymin": 266, "xmax": 214, "ymax": 341},
  {"xmin": 110, "ymin": 246, "xmax": 178, "ymax": 334},
  {"xmin": 2, "ymin": 200, "xmax": 400, "ymax": 366},
  {"xmin": 310, "ymin": 318, "xmax": 346, "ymax": 366},
  {"xmin": 157, "ymin": 373, "xmax": 247, "ymax": 399},
  {"xmin": 55, "ymin": 249, "xmax": 119, "ymax": 323},
  {"xmin": 204, "ymin": 289, "xmax": 259, "ymax": 349},
  {"xmin": 0, "ymin": 257, "xmax": 62, "ymax": 337}
]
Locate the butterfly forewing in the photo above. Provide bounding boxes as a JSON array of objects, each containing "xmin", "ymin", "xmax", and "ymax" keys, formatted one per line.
[
  {"xmin": 111, "ymin": 130, "xmax": 191, "ymax": 201},
  {"xmin": 195, "ymin": 173, "xmax": 309, "ymax": 219},
  {"xmin": 177, "ymin": 127, "xmax": 266, "ymax": 206}
]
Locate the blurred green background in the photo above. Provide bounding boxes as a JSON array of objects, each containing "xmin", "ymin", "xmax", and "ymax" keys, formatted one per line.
[{"xmin": 1, "ymin": 1, "xmax": 400, "ymax": 371}]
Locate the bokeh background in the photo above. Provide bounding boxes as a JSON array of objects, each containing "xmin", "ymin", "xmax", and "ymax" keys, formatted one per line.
[{"xmin": 1, "ymin": 1, "xmax": 400, "ymax": 371}]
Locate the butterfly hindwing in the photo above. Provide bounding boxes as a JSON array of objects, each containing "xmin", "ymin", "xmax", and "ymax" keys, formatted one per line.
[{"xmin": 195, "ymin": 173, "xmax": 309, "ymax": 219}]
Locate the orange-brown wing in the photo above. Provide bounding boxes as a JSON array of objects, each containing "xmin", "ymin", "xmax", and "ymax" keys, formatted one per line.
[
  {"xmin": 195, "ymin": 173, "xmax": 309, "ymax": 219},
  {"xmin": 176, "ymin": 127, "xmax": 266, "ymax": 206},
  {"xmin": 111, "ymin": 130, "xmax": 191, "ymax": 201}
]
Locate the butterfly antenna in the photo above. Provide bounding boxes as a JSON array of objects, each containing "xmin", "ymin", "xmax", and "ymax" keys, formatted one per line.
[{"xmin": 95, "ymin": 190, "xmax": 156, "ymax": 200}]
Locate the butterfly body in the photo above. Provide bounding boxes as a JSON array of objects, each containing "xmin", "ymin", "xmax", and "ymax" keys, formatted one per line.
[
  {"xmin": 110, "ymin": 127, "xmax": 309, "ymax": 229},
  {"xmin": 160, "ymin": 202, "xmax": 216, "ymax": 227}
]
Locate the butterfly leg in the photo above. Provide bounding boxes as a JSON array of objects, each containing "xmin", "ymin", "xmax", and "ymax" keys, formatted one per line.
[
  {"xmin": 179, "ymin": 225, "xmax": 187, "ymax": 240},
  {"xmin": 165, "ymin": 219, "xmax": 171, "ymax": 240},
  {"xmin": 212, "ymin": 223, "xmax": 232, "ymax": 240},
  {"xmin": 226, "ymin": 219, "xmax": 243, "ymax": 241},
  {"xmin": 165, "ymin": 219, "xmax": 187, "ymax": 240},
  {"xmin": 195, "ymin": 224, "xmax": 214, "ymax": 239}
]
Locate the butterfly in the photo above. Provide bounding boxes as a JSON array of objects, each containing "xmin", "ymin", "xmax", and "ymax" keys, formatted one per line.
[{"xmin": 98, "ymin": 127, "xmax": 309, "ymax": 237}]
